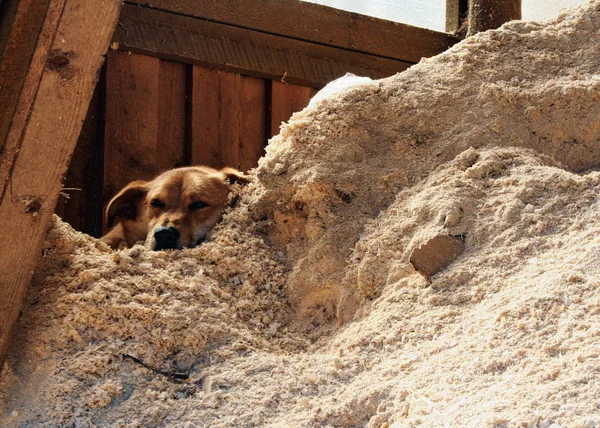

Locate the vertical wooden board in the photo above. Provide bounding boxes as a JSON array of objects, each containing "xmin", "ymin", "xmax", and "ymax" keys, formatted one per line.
[
  {"xmin": 104, "ymin": 50, "xmax": 160, "ymax": 200},
  {"xmin": 104, "ymin": 52, "xmax": 186, "ymax": 209},
  {"xmin": 269, "ymin": 81, "xmax": 312, "ymax": 138},
  {"xmin": 157, "ymin": 59, "xmax": 186, "ymax": 171},
  {"xmin": 191, "ymin": 66, "xmax": 248, "ymax": 169},
  {"xmin": 217, "ymin": 71, "xmax": 241, "ymax": 168},
  {"xmin": 190, "ymin": 66, "xmax": 221, "ymax": 168},
  {"xmin": 55, "ymin": 75, "xmax": 104, "ymax": 236},
  {"xmin": 238, "ymin": 75, "xmax": 267, "ymax": 172},
  {"xmin": 467, "ymin": 0, "xmax": 521, "ymax": 36}
]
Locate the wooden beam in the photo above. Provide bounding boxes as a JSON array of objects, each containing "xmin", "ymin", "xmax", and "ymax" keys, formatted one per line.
[
  {"xmin": 0, "ymin": 0, "xmax": 53, "ymax": 154},
  {"xmin": 467, "ymin": 0, "xmax": 521, "ymax": 36},
  {"xmin": 446, "ymin": 0, "xmax": 468, "ymax": 34},
  {"xmin": 0, "ymin": 0, "xmax": 122, "ymax": 367},
  {"xmin": 113, "ymin": 4, "xmax": 413, "ymax": 89},
  {"xmin": 125, "ymin": 0, "xmax": 459, "ymax": 64}
]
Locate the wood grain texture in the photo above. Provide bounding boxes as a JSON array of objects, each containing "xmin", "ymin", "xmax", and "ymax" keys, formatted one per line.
[
  {"xmin": 0, "ymin": 0, "xmax": 122, "ymax": 367},
  {"xmin": 125, "ymin": 0, "xmax": 459, "ymax": 63},
  {"xmin": 104, "ymin": 51, "xmax": 186, "ymax": 210},
  {"xmin": 0, "ymin": 0, "xmax": 52, "ymax": 152},
  {"xmin": 55, "ymin": 73, "xmax": 105, "ymax": 237},
  {"xmin": 467, "ymin": 0, "xmax": 521, "ymax": 36},
  {"xmin": 270, "ymin": 81, "xmax": 312, "ymax": 138},
  {"xmin": 190, "ymin": 66, "xmax": 268, "ymax": 171},
  {"xmin": 0, "ymin": 0, "xmax": 65, "ymax": 194},
  {"xmin": 113, "ymin": 4, "xmax": 412, "ymax": 89},
  {"xmin": 446, "ymin": 0, "xmax": 468, "ymax": 33},
  {"xmin": 190, "ymin": 66, "xmax": 224, "ymax": 168},
  {"xmin": 238, "ymin": 75, "xmax": 267, "ymax": 172}
]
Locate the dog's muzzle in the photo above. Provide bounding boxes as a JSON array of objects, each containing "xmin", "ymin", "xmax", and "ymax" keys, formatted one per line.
[{"xmin": 153, "ymin": 226, "xmax": 181, "ymax": 250}]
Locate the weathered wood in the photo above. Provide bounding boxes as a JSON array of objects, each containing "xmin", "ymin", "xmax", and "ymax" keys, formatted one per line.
[
  {"xmin": 410, "ymin": 235, "xmax": 465, "ymax": 278},
  {"xmin": 446, "ymin": 0, "xmax": 468, "ymax": 34},
  {"xmin": 125, "ymin": 0, "xmax": 459, "ymax": 63},
  {"xmin": 55, "ymin": 76, "xmax": 105, "ymax": 237},
  {"xmin": 238, "ymin": 76, "xmax": 267, "ymax": 172},
  {"xmin": 190, "ymin": 66, "xmax": 227, "ymax": 169},
  {"xmin": 104, "ymin": 51, "xmax": 186, "ymax": 213},
  {"xmin": 467, "ymin": 0, "xmax": 521, "ymax": 36},
  {"xmin": 0, "ymin": 0, "xmax": 53, "ymax": 161},
  {"xmin": 0, "ymin": 0, "xmax": 122, "ymax": 367},
  {"xmin": 113, "ymin": 4, "xmax": 413, "ymax": 89},
  {"xmin": 0, "ymin": 0, "xmax": 53, "ymax": 149},
  {"xmin": 158, "ymin": 59, "xmax": 187, "ymax": 171},
  {"xmin": 269, "ymin": 81, "xmax": 312, "ymax": 138},
  {"xmin": 190, "ymin": 66, "xmax": 268, "ymax": 171}
]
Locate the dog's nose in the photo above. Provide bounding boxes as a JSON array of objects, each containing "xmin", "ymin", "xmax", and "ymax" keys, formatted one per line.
[{"xmin": 153, "ymin": 226, "xmax": 180, "ymax": 250}]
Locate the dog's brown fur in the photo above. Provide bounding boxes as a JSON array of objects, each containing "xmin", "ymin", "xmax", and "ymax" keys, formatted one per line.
[{"xmin": 101, "ymin": 166, "xmax": 249, "ymax": 250}]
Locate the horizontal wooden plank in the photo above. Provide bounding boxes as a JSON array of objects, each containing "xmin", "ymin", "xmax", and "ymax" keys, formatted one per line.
[
  {"xmin": 125, "ymin": 0, "xmax": 459, "ymax": 63},
  {"xmin": 113, "ymin": 4, "xmax": 412, "ymax": 88}
]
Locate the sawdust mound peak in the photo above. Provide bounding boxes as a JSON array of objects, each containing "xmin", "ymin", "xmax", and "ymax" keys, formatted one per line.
[{"xmin": 3, "ymin": 2, "xmax": 600, "ymax": 426}]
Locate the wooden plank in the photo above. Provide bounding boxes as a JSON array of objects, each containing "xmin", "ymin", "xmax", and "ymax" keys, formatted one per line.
[
  {"xmin": 190, "ymin": 66, "xmax": 223, "ymax": 168},
  {"xmin": 0, "ymin": 0, "xmax": 122, "ymax": 367},
  {"xmin": 158, "ymin": 59, "xmax": 186, "ymax": 171},
  {"xmin": 0, "ymin": 0, "xmax": 53, "ymax": 155},
  {"xmin": 55, "ymin": 71, "xmax": 105, "ymax": 237},
  {"xmin": 0, "ymin": 0, "xmax": 67, "ymax": 197},
  {"xmin": 446, "ymin": 0, "xmax": 468, "ymax": 34},
  {"xmin": 104, "ymin": 51, "xmax": 185, "ymax": 208},
  {"xmin": 113, "ymin": 4, "xmax": 412, "ymax": 89},
  {"xmin": 218, "ymin": 72, "xmax": 242, "ymax": 169},
  {"xmin": 190, "ymin": 67, "xmax": 267, "ymax": 171},
  {"xmin": 238, "ymin": 76, "xmax": 267, "ymax": 172},
  {"xmin": 104, "ymin": 51, "xmax": 160, "ymax": 199},
  {"xmin": 467, "ymin": 0, "xmax": 521, "ymax": 36},
  {"xmin": 270, "ymin": 81, "xmax": 311, "ymax": 138},
  {"xmin": 125, "ymin": 0, "xmax": 459, "ymax": 63}
]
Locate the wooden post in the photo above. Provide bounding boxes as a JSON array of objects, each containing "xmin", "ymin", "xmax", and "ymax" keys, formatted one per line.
[
  {"xmin": 467, "ymin": 0, "xmax": 521, "ymax": 36},
  {"xmin": 0, "ymin": 0, "xmax": 122, "ymax": 367},
  {"xmin": 446, "ymin": 0, "xmax": 468, "ymax": 34}
]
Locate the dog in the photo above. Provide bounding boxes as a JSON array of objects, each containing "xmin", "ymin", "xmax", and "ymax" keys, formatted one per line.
[{"xmin": 100, "ymin": 166, "xmax": 249, "ymax": 250}]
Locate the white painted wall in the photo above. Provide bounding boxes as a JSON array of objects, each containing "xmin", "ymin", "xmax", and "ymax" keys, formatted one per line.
[
  {"xmin": 301, "ymin": 0, "xmax": 589, "ymax": 31},
  {"xmin": 301, "ymin": 0, "xmax": 446, "ymax": 31},
  {"xmin": 523, "ymin": 0, "xmax": 588, "ymax": 20}
]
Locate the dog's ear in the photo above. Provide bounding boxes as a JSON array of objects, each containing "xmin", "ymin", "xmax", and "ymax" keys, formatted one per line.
[
  {"xmin": 219, "ymin": 167, "xmax": 250, "ymax": 185},
  {"xmin": 106, "ymin": 180, "xmax": 149, "ymax": 229}
]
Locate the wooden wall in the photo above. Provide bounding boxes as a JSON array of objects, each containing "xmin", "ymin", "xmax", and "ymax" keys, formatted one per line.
[
  {"xmin": 55, "ymin": 51, "xmax": 315, "ymax": 237},
  {"xmin": 55, "ymin": 0, "xmax": 460, "ymax": 237}
]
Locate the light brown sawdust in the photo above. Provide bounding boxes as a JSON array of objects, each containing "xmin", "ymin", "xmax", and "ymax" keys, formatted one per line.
[{"xmin": 2, "ymin": 2, "xmax": 600, "ymax": 427}]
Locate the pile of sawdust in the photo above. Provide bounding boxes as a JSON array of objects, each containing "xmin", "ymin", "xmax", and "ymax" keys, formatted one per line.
[{"xmin": 2, "ymin": 1, "xmax": 600, "ymax": 426}]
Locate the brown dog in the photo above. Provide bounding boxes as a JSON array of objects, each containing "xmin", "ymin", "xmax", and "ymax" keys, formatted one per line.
[{"xmin": 100, "ymin": 166, "xmax": 249, "ymax": 250}]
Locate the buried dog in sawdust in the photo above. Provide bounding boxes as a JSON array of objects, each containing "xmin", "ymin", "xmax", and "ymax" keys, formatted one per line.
[{"xmin": 100, "ymin": 166, "xmax": 249, "ymax": 250}]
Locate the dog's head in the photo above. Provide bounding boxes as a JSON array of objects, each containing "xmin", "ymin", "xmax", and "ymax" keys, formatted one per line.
[{"xmin": 101, "ymin": 166, "xmax": 249, "ymax": 250}]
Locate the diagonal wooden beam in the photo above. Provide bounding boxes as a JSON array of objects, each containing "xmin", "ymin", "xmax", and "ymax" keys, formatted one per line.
[{"xmin": 0, "ymin": 0, "xmax": 122, "ymax": 368}]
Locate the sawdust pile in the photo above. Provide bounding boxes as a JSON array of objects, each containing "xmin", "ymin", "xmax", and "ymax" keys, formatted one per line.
[{"xmin": 2, "ymin": 1, "xmax": 600, "ymax": 426}]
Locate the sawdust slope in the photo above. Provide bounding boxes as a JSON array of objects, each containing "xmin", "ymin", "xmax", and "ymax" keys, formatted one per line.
[{"xmin": 2, "ymin": 2, "xmax": 600, "ymax": 427}]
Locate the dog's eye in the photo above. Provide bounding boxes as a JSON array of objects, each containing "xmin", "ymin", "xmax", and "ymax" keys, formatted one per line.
[
  {"xmin": 188, "ymin": 200, "xmax": 208, "ymax": 210},
  {"xmin": 150, "ymin": 198, "xmax": 165, "ymax": 208}
]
